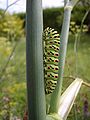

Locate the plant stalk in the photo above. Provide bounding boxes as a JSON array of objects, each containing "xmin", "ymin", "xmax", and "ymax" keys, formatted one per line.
[
  {"xmin": 50, "ymin": 0, "xmax": 80, "ymax": 114},
  {"xmin": 50, "ymin": 2, "xmax": 72, "ymax": 113},
  {"xmin": 26, "ymin": 0, "xmax": 46, "ymax": 120}
]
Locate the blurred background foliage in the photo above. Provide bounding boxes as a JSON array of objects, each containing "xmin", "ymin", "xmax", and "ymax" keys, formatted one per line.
[
  {"xmin": 0, "ymin": 1, "xmax": 90, "ymax": 119},
  {"xmin": 15, "ymin": 5, "xmax": 90, "ymax": 33},
  {"xmin": 0, "ymin": 13, "xmax": 24, "ymax": 41}
]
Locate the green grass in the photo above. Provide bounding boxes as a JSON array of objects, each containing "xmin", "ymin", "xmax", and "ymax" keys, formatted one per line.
[
  {"xmin": 65, "ymin": 33, "xmax": 90, "ymax": 81},
  {"xmin": 0, "ymin": 33, "xmax": 90, "ymax": 119}
]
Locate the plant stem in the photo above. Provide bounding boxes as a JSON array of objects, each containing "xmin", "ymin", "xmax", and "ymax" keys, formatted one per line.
[
  {"xmin": 50, "ymin": 4, "xmax": 72, "ymax": 113},
  {"xmin": 26, "ymin": 0, "xmax": 46, "ymax": 120},
  {"xmin": 74, "ymin": 34, "xmax": 78, "ymax": 77},
  {"xmin": 49, "ymin": 0, "xmax": 80, "ymax": 113},
  {"xmin": 80, "ymin": 8, "xmax": 90, "ymax": 35},
  {"xmin": 64, "ymin": 0, "xmax": 69, "ymax": 6},
  {"xmin": 0, "ymin": 41, "xmax": 18, "ymax": 82}
]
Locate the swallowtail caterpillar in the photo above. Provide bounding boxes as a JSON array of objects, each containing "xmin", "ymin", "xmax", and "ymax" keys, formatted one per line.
[{"xmin": 43, "ymin": 27, "xmax": 60, "ymax": 94}]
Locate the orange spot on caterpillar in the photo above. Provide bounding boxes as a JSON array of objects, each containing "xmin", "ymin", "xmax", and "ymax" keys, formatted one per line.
[
  {"xmin": 48, "ymin": 66, "xmax": 50, "ymax": 69},
  {"xmin": 50, "ymin": 42, "xmax": 53, "ymax": 44},
  {"xmin": 48, "ymin": 75, "xmax": 50, "ymax": 77},
  {"xmin": 49, "ymin": 46, "xmax": 52, "ymax": 48},
  {"xmin": 55, "ymin": 68, "xmax": 58, "ymax": 70},
  {"xmin": 55, "ymin": 53, "xmax": 59, "ymax": 56},
  {"xmin": 48, "ymin": 52, "xmax": 50, "ymax": 55},
  {"xmin": 54, "ymin": 76, "xmax": 58, "ymax": 78},
  {"xmin": 54, "ymin": 60, "xmax": 59, "ymax": 62}
]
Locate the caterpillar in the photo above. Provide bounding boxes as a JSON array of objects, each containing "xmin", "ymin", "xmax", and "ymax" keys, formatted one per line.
[{"xmin": 43, "ymin": 27, "xmax": 60, "ymax": 94}]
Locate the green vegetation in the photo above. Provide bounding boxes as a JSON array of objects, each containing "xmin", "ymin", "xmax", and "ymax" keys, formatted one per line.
[
  {"xmin": 0, "ymin": 11, "xmax": 26, "ymax": 119},
  {"xmin": 64, "ymin": 33, "xmax": 90, "ymax": 120},
  {"xmin": 0, "ymin": 13, "xmax": 24, "ymax": 41},
  {"xmin": 0, "ymin": 39, "xmax": 26, "ymax": 119},
  {"xmin": 65, "ymin": 33, "xmax": 90, "ymax": 79},
  {"xmin": 16, "ymin": 6, "xmax": 90, "ymax": 33}
]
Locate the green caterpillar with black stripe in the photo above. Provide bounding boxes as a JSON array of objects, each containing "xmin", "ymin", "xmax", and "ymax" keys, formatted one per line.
[{"xmin": 43, "ymin": 27, "xmax": 60, "ymax": 94}]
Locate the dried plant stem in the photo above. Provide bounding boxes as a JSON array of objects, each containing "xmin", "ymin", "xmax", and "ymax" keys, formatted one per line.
[
  {"xmin": 83, "ymin": 82, "xmax": 90, "ymax": 88},
  {"xmin": 0, "ymin": 41, "xmax": 18, "ymax": 82},
  {"xmin": 0, "ymin": 0, "xmax": 21, "ymax": 19}
]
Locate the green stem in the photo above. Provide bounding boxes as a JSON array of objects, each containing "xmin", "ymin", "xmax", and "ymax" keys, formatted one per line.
[
  {"xmin": 64, "ymin": 0, "xmax": 69, "ymax": 6},
  {"xmin": 0, "ymin": 41, "xmax": 18, "ymax": 82},
  {"xmin": 73, "ymin": 103, "xmax": 78, "ymax": 120},
  {"xmin": 26, "ymin": 0, "xmax": 46, "ymax": 120},
  {"xmin": 49, "ymin": 0, "xmax": 80, "ymax": 114},
  {"xmin": 74, "ymin": 34, "xmax": 78, "ymax": 77},
  {"xmin": 80, "ymin": 8, "xmax": 90, "ymax": 34},
  {"xmin": 50, "ymin": 5, "xmax": 72, "ymax": 113}
]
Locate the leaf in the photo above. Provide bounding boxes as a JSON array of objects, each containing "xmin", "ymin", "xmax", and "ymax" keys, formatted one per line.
[{"xmin": 58, "ymin": 78, "xmax": 83, "ymax": 120}]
